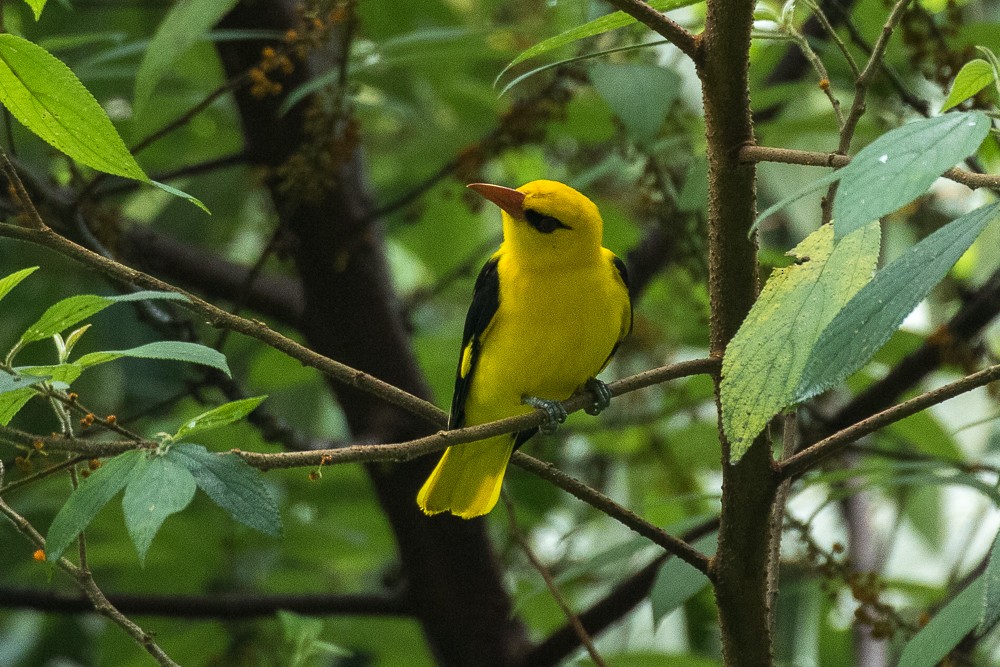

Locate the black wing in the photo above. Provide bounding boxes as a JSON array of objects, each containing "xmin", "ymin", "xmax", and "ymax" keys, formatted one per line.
[
  {"xmin": 449, "ymin": 256, "xmax": 500, "ymax": 429},
  {"xmin": 600, "ymin": 255, "xmax": 633, "ymax": 367}
]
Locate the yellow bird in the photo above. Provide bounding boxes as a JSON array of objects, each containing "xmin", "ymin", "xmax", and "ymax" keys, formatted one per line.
[{"xmin": 417, "ymin": 180, "xmax": 632, "ymax": 518}]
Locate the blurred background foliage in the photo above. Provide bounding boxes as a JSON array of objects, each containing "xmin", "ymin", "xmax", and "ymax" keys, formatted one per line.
[{"xmin": 0, "ymin": 0, "xmax": 999, "ymax": 665}]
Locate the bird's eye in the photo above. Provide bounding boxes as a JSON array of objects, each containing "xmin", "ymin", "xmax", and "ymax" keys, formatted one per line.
[{"xmin": 525, "ymin": 209, "xmax": 570, "ymax": 234}]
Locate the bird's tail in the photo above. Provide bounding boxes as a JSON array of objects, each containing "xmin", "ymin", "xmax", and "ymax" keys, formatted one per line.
[{"xmin": 417, "ymin": 435, "xmax": 515, "ymax": 519}]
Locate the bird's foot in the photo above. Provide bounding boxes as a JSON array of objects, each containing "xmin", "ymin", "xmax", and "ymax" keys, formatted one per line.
[
  {"xmin": 522, "ymin": 395, "xmax": 568, "ymax": 434},
  {"xmin": 583, "ymin": 378, "xmax": 612, "ymax": 416}
]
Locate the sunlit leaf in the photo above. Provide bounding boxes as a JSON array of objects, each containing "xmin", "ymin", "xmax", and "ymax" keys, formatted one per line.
[
  {"xmin": 796, "ymin": 202, "xmax": 1000, "ymax": 402},
  {"xmin": 497, "ymin": 0, "xmax": 701, "ymax": 84},
  {"xmin": 173, "ymin": 396, "xmax": 268, "ymax": 441},
  {"xmin": 0, "ymin": 34, "xmax": 146, "ymax": 181},
  {"xmin": 15, "ymin": 290, "xmax": 188, "ymax": 349},
  {"xmin": 75, "ymin": 341, "xmax": 231, "ymax": 377},
  {"xmin": 722, "ymin": 222, "xmax": 880, "ymax": 461},
  {"xmin": 941, "ymin": 59, "xmax": 996, "ymax": 112},
  {"xmin": 0, "ymin": 267, "xmax": 38, "ymax": 303}
]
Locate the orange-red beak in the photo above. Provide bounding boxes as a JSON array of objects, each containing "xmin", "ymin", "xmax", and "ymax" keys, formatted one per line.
[{"xmin": 467, "ymin": 183, "xmax": 525, "ymax": 220}]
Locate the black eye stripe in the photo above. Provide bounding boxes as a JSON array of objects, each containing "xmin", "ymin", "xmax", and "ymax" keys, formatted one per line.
[{"xmin": 524, "ymin": 209, "xmax": 571, "ymax": 234}]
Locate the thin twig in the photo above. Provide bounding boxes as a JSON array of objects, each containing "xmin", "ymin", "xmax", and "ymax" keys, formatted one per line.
[
  {"xmin": 802, "ymin": 0, "xmax": 860, "ymax": 79},
  {"xmin": 503, "ymin": 493, "xmax": 607, "ymax": 667},
  {"xmin": 781, "ymin": 363, "xmax": 1000, "ymax": 478},
  {"xmin": 0, "ymin": 492, "xmax": 179, "ymax": 666},
  {"xmin": 511, "ymin": 451, "xmax": 712, "ymax": 574},
  {"xmin": 838, "ymin": 0, "xmax": 913, "ymax": 154},
  {"xmin": 785, "ymin": 27, "xmax": 844, "ymax": 127},
  {"xmin": 0, "ymin": 222, "xmax": 446, "ymax": 427},
  {"xmin": 739, "ymin": 144, "xmax": 1000, "ymax": 192}
]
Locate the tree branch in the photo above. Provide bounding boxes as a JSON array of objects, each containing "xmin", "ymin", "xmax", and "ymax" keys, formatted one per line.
[
  {"xmin": 601, "ymin": 0, "xmax": 700, "ymax": 63},
  {"xmin": 0, "ymin": 586, "xmax": 408, "ymax": 619},
  {"xmin": 739, "ymin": 144, "xmax": 1000, "ymax": 192},
  {"xmin": 0, "ymin": 223, "xmax": 446, "ymax": 427},
  {"xmin": 781, "ymin": 362, "xmax": 1000, "ymax": 479}
]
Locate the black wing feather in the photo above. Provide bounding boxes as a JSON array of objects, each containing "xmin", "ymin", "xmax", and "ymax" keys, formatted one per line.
[
  {"xmin": 601, "ymin": 255, "xmax": 633, "ymax": 366},
  {"xmin": 449, "ymin": 257, "xmax": 500, "ymax": 429}
]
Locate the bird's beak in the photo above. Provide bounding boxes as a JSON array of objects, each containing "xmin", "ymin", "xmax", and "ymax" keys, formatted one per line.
[{"xmin": 467, "ymin": 183, "xmax": 525, "ymax": 220}]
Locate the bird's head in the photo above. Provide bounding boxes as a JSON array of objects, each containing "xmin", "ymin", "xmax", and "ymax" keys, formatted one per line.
[{"xmin": 468, "ymin": 180, "xmax": 603, "ymax": 265}]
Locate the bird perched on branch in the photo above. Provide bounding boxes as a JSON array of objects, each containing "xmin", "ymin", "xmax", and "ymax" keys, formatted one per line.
[{"xmin": 417, "ymin": 180, "xmax": 632, "ymax": 518}]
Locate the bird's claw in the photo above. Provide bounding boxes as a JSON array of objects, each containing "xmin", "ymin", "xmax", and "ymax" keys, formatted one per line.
[
  {"xmin": 583, "ymin": 378, "xmax": 612, "ymax": 416},
  {"xmin": 522, "ymin": 395, "xmax": 568, "ymax": 434}
]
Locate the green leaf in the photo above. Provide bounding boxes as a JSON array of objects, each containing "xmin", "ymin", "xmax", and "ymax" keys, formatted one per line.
[
  {"xmin": 589, "ymin": 62, "xmax": 680, "ymax": 143},
  {"xmin": 0, "ymin": 266, "xmax": 38, "ymax": 303},
  {"xmin": 0, "ymin": 34, "xmax": 146, "ymax": 181},
  {"xmin": 497, "ymin": 0, "xmax": 701, "ymax": 84},
  {"xmin": 0, "ymin": 370, "xmax": 49, "ymax": 396},
  {"xmin": 722, "ymin": 222, "xmax": 880, "ymax": 461},
  {"xmin": 279, "ymin": 611, "xmax": 352, "ymax": 667},
  {"xmin": 75, "ymin": 341, "xmax": 231, "ymax": 377},
  {"xmin": 980, "ymin": 529, "xmax": 1000, "ymax": 634},
  {"xmin": 16, "ymin": 363, "xmax": 80, "ymax": 385},
  {"xmin": 122, "ymin": 455, "xmax": 197, "ymax": 564},
  {"xmin": 166, "ymin": 443, "xmax": 282, "ymax": 537},
  {"xmin": 45, "ymin": 450, "xmax": 144, "ymax": 562},
  {"xmin": 941, "ymin": 59, "xmax": 996, "ymax": 112},
  {"xmin": 650, "ymin": 533, "xmax": 718, "ymax": 626},
  {"xmin": 173, "ymin": 395, "xmax": 267, "ymax": 440},
  {"xmin": 24, "ymin": 0, "xmax": 48, "ymax": 21},
  {"xmin": 133, "ymin": 0, "xmax": 241, "ymax": 118},
  {"xmin": 832, "ymin": 112, "xmax": 990, "ymax": 237},
  {"xmin": 150, "ymin": 180, "xmax": 211, "ymax": 214},
  {"xmin": 898, "ymin": 577, "xmax": 984, "ymax": 667},
  {"xmin": 797, "ymin": 202, "xmax": 1000, "ymax": 402},
  {"xmin": 15, "ymin": 290, "xmax": 188, "ymax": 349},
  {"xmin": 0, "ymin": 388, "xmax": 35, "ymax": 426}
]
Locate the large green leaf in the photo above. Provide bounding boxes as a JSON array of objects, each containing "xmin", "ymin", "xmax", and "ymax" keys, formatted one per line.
[
  {"xmin": 133, "ymin": 0, "xmax": 241, "ymax": 118},
  {"xmin": 589, "ymin": 62, "xmax": 680, "ymax": 143},
  {"xmin": 167, "ymin": 444, "xmax": 282, "ymax": 537},
  {"xmin": 722, "ymin": 222, "xmax": 880, "ymax": 461},
  {"xmin": 0, "ymin": 266, "xmax": 38, "ymax": 303},
  {"xmin": 796, "ymin": 202, "xmax": 1000, "ymax": 402},
  {"xmin": 173, "ymin": 396, "xmax": 267, "ymax": 441},
  {"xmin": 75, "ymin": 341, "xmax": 231, "ymax": 377},
  {"xmin": 14, "ymin": 290, "xmax": 188, "ymax": 349},
  {"xmin": 0, "ymin": 34, "xmax": 146, "ymax": 181},
  {"xmin": 497, "ymin": 0, "xmax": 701, "ymax": 83},
  {"xmin": 0, "ymin": 387, "xmax": 36, "ymax": 426},
  {"xmin": 45, "ymin": 450, "xmax": 144, "ymax": 562},
  {"xmin": 833, "ymin": 112, "xmax": 990, "ymax": 237},
  {"xmin": 0, "ymin": 371, "xmax": 49, "ymax": 396},
  {"xmin": 122, "ymin": 455, "xmax": 197, "ymax": 564},
  {"xmin": 898, "ymin": 577, "xmax": 984, "ymax": 667},
  {"xmin": 650, "ymin": 533, "xmax": 718, "ymax": 626},
  {"xmin": 941, "ymin": 59, "xmax": 996, "ymax": 112}
]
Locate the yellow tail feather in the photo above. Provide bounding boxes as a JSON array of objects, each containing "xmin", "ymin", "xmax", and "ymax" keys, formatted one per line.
[{"xmin": 417, "ymin": 436, "xmax": 515, "ymax": 519}]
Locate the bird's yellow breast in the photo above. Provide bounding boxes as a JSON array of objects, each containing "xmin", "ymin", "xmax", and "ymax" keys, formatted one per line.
[{"xmin": 462, "ymin": 247, "xmax": 629, "ymax": 426}]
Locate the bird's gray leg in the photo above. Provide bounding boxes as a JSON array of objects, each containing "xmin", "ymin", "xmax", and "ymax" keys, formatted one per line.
[
  {"xmin": 583, "ymin": 378, "xmax": 612, "ymax": 416},
  {"xmin": 522, "ymin": 395, "xmax": 568, "ymax": 434}
]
